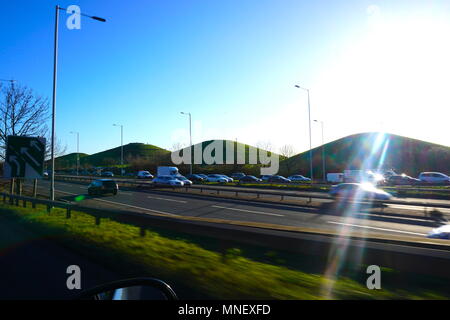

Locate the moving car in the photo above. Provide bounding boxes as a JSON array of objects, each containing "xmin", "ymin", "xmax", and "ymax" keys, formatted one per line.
[
  {"xmin": 101, "ymin": 171, "xmax": 114, "ymax": 177},
  {"xmin": 238, "ymin": 175, "xmax": 262, "ymax": 183},
  {"xmin": 288, "ymin": 175, "xmax": 311, "ymax": 182},
  {"xmin": 427, "ymin": 225, "xmax": 450, "ymax": 240},
  {"xmin": 185, "ymin": 174, "xmax": 205, "ymax": 182},
  {"xmin": 267, "ymin": 175, "xmax": 291, "ymax": 183},
  {"xmin": 219, "ymin": 175, "xmax": 234, "ymax": 182},
  {"xmin": 196, "ymin": 174, "xmax": 208, "ymax": 180},
  {"xmin": 231, "ymin": 172, "xmax": 245, "ymax": 179},
  {"xmin": 175, "ymin": 175, "xmax": 193, "ymax": 186},
  {"xmin": 387, "ymin": 175, "xmax": 421, "ymax": 186},
  {"xmin": 418, "ymin": 172, "xmax": 450, "ymax": 184},
  {"xmin": 88, "ymin": 179, "xmax": 119, "ymax": 196},
  {"xmin": 260, "ymin": 175, "xmax": 273, "ymax": 181},
  {"xmin": 137, "ymin": 170, "xmax": 154, "ymax": 179},
  {"xmin": 329, "ymin": 183, "xmax": 393, "ymax": 201},
  {"xmin": 206, "ymin": 174, "xmax": 228, "ymax": 183},
  {"xmin": 152, "ymin": 176, "xmax": 184, "ymax": 187}
]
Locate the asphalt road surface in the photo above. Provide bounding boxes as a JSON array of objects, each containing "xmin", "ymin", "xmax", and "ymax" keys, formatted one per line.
[{"xmin": 27, "ymin": 179, "xmax": 450, "ymax": 240}]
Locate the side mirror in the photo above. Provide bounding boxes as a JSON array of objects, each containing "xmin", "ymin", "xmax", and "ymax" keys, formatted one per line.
[{"xmin": 76, "ymin": 277, "xmax": 178, "ymax": 300}]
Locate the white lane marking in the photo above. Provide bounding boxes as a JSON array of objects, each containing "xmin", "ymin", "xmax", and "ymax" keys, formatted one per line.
[
  {"xmin": 54, "ymin": 190, "xmax": 179, "ymax": 216},
  {"xmin": 327, "ymin": 221, "xmax": 427, "ymax": 236},
  {"xmin": 147, "ymin": 196, "xmax": 187, "ymax": 203},
  {"xmin": 211, "ymin": 205, "xmax": 284, "ymax": 217},
  {"xmin": 389, "ymin": 204, "xmax": 450, "ymax": 213}
]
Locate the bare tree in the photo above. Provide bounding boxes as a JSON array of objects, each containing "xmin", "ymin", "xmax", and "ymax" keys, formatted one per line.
[
  {"xmin": 0, "ymin": 82, "xmax": 66, "ymax": 160},
  {"xmin": 256, "ymin": 140, "xmax": 273, "ymax": 152},
  {"xmin": 171, "ymin": 142, "xmax": 186, "ymax": 152},
  {"xmin": 279, "ymin": 144, "xmax": 295, "ymax": 158}
]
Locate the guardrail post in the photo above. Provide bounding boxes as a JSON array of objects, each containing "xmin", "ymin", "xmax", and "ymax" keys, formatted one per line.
[
  {"xmin": 281, "ymin": 195, "xmax": 284, "ymax": 201},
  {"xmin": 95, "ymin": 216, "xmax": 101, "ymax": 226},
  {"xmin": 66, "ymin": 208, "xmax": 71, "ymax": 219},
  {"xmin": 46, "ymin": 205, "xmax": 51, "ymax": 213},
  {"xmin": 140, "ymin": 227, "xmax": 146, "ymax": 237},
  {"xmin": 33, "ymin": 179, "xmax": 37, "ymax": 198},
  {"xmin": 236, "ymin": 191, "xmax": 238, "ymax": 197},
  {"xmin": 257, "ymin": 193, "xmax": 260, "ymax": 199},
  {"xmin": 32, "ymin": 200, "xmax": 36, "ymax": 209},
  {"xmin": 23, "ymin": 200, "xmax": 26, "ymax": 208},
  {"xmin": 217, "ymin": 189, "xmax": 220, "ymax": 195}
]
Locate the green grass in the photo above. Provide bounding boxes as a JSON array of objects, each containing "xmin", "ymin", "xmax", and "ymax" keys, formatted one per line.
[{"xmin": 0, "ymin": 202, "xmax": 448, "ymax": 299}]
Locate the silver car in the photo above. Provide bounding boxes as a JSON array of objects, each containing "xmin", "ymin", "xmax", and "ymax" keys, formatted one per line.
[{"xmin": 153, "ymin": 176, "xmax": 184, "ymax": 187}]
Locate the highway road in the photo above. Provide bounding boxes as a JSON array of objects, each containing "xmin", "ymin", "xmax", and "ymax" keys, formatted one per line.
[{"xmin": 25, "ymin": 179, "xmax": 450, "ymax": 241}]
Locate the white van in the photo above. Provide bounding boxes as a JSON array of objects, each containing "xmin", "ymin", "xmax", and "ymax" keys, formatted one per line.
[
  {"xmin": 327, "ymin": 173, "xmax": 344, "ymax": 183},
  {"xmin": 157, "ymin": 166, "xmax": 180, "ymax": 177}
]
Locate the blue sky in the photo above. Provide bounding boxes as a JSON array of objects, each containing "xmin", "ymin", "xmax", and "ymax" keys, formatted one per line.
[{"xmin": 1, "ymin": 0, "xmax": 449, "ymax": 156}]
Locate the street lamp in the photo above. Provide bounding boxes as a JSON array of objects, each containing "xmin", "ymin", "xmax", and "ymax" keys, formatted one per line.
[
  {"xmin": 180, "ymin": 112, "xmax": 193, "ymax": 175},
  {"xmin": 70, "ymin": 131, "xmax": 80, "ymax": 176},
  {"xmin": 50, "ymin": 5, "xmax": 106, "ymax": 200},
  {"xmin": 314, "ymin": 120, "xmax": 326, "ymax": 182},
  {"xmin": 294, "ymin": 85, "xmax": 313, "ymax": 184},
  {"xmin": 113, "ymin": 124, "xmax": 124, "ymax": 175}
]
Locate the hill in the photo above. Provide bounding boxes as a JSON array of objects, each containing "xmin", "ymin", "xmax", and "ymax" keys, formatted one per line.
[
  {"xmin": 163, "ymin": 139, "xmax": 282, "ymax": 175},
  {"xmin": 279, "ymin": 132, "xmax": 450, "ymax": 178},
  {"xmin": 52, "ymin": 143, "xmax": 170, "ymax": 169}
]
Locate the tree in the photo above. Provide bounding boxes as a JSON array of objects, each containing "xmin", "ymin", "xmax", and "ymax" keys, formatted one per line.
[
  {"xmin": 256, "ymin": 140, "xmax": 273, "ymax": 152},
  {"xmin": 0, "ymin": 82, "xmax": 66, "ymax": 160},
  {"xmin": 171, "ymin": 142, "xmax": 186, "ymax": 152},
  {"xmin": 279, "ymin": 144, "xmax": 295, "ymax": 158}
]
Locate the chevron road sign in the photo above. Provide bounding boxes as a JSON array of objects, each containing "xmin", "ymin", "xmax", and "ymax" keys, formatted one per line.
[{"xmin": 4, "ymin": 136, "xmax": 46, "ymax": 179}]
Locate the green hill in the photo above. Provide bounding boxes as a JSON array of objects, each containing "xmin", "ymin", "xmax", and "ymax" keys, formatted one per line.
[
  {"xmin": 52, "ymin": 143, "xmax": 170, "ymax": 169},
  {"xmin": 169, "ymin": 140, "xmax": 283, "ymax": 175},
  {"xmin": 279, "ymin": 132, "xmax": 450, "ymax": 178}
]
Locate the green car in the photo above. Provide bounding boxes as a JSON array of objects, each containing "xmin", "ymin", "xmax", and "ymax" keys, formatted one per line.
[{"xmin": 88, "ymin": 179, "xmax": 119, "ymax": 196}]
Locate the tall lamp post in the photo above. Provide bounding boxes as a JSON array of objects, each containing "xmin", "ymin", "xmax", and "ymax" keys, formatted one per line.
[
  {"xmin": 314, "ymin": 120, "xmax": 326, "ymax": 182},
  {"xmin": 70, "ymin": 131, "xmax": 80, "ymax": 176},
  {"xmin": 113, "ymin": 124, "xmax": 124, "ymax": 175},
  {"xmin": 50, "ymin": 5, "xmax": 106, "ymax": 200},
  {"xmin": 180, "ymin": 112, "xmax": 193, "ymax": 175},
  {"xmin": 294, "ymin": 85, "xmax": 313, "ymax": 185}
]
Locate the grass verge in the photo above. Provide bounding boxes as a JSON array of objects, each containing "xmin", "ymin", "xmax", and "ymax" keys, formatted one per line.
[{"xmin": 0, "ymin": 202, "xmax": 448, "ymax": 299}]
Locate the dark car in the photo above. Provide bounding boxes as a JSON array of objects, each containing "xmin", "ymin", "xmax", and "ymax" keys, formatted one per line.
[
  {"xmin": 196, "ymin": 174, "xmax": 208, "ymax": 180},
  {"xmin": 88, "ymin": 179, "xmax": 119, "ymax": 196},
  {"xmin": 231, "ymin": 172, "xmax": 246, "ymax": 179},
  {"xmin": 101, "ymin": 171, "xmax": 114, "ymax": 177},
  {"xmin": 267, "ymin": 175, "xmax": 291, "ymax": 183},
  {"xmin": 239, "ymin": 175, "xmax": 262, "ymax": 183},
  {"xmin": 387, "ymin": 175, "xmax": 421, "ymax": 186},
  {"xmin": 186, "ymin": 174, "xmax": 205, "ymax": 182}
]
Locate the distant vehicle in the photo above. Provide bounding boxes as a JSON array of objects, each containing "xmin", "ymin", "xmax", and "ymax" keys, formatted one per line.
[
  {"xmin": 327, "ymin": 173, "xmax": 344, "ymax": 183},
  {"xmin": 418, "ymin": 172, "xmax": 450, "ymax": 184},
  {"xmin": 152, "ymin": 176, "xmax": 184, "ymax": 187},
  {"xmin": 219, "ymin": 175, "xmax": 234, "ymax": 182},
  {"xmin": 137, "ymin": 171, "xmax": 154, "ymax": 179},
  {"xmin": 344, "ymin": 169, "xmax": 385, "ymax": 184},
  {"xmin": 157, "ymin": 166, "xmax": 179, "ymax": 177},
  {"xmin": 387, "ymin": 175, "xmax": 421, "ymax": 186},
  {"xmin": 427, "ymin": 225, "xmax": 450, "ymax": 240},
  {"xmin": 268, "ymin": 175, "xmax": 291, "ymax": 183},
  {"xmin": 238, "ymin": 175, "xmax": 262, "ymax": 183},
  {"xmin": 88, "ymin": 179, "xmax": 118, "ymax": 196},
  {"xmin": 175, "ymin": 175, "xmax": 193, "ymax": 186},
  {"xmin": 43, "ymin": 171, "xmax": 49, "ymax": 178},
  {"xmin": 124, "ymin": 173, "xmax": 136, "ymax": 177},
  {"xmin": 260, "ymin": 175, "xmax": 273, "ymax": 181},
  {"xmin": 185, "ymin": 174, "xmax": 205, "ymax": 182},
  {"xmin": 231, "ymin": 172, "xmax": 245, "ymax": 179},
  {"xmin": 101, "ymin": 171, "xmax": 114, "ymax": 177},
  {"xmin": 329, "ymin": 183, "xmax": 393, "ymax": 201},
  {"xmin": 206, "ymin": 174, "xmax": 228, "ymax": 183},
  {"xmin": 288, "ymin": 175, "xmax": 311, "ymax": 182},
  {"xmin": 196, "ymin": 174, "xmax": 208, "ymax": 180}
]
